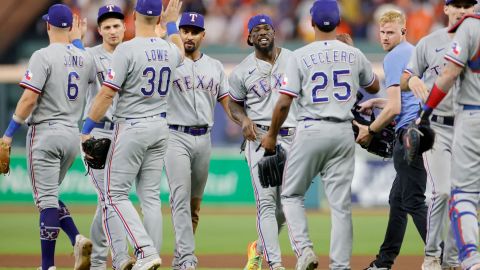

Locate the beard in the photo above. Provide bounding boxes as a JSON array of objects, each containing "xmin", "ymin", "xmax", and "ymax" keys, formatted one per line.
[
  {"xmin": 253, "ymin": 40, "xmax": 274, "ymax": 54},
  {"xmin": 184, "ymin": 43, "xmax": 197, "ymax": 54}
]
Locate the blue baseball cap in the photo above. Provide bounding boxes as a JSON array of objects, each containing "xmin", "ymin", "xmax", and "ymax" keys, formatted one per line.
[
  {"xmin": 310, "ymin": 0, "xmax": 340, "ymax": 32},
  {"xmin": 42, "ymin": 4, "xmax": 73, "ymax": 28},
  {"xmin": 179, "ymin": 12, "xmax": 205, "ymax": 30},
  {"xmin": 97, "ymin": 5, "xmax": 124, "ymax": 25},
  {"xmin": 135, "ymin": 0, "xmax": 162, "ymax": 16},
  {"xmin": 247, "ymin": 14, "xmax": 274, "ymax": 33},
  {"xmin": 445, "ymin": 0, "xmax": 477, "ymax": 5}
]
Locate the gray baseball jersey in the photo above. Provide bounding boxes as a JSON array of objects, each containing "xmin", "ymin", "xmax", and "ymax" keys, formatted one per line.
[
  {"xmin": 104, "ymin": 37, "xmax": 182, "ymax": 119},
  {"xmin": 167, "ymin": 54, "xmax": 228, "ymax": 126},
  {"xmin": 84, "ymin": 45, "xmax": 117, "ymax": 122},
  {"xmin": 405, "ymin": 27, "xmax": 458, "ymax": 265},
  {"xmin": 280, "ymin": 40, "xmax": 376, "ymax": 121},
  {"xmin": 165, "ymin": 53, "xmax": 228, "ymax": 268},
  {"xmin": 229, "ymin": 48, "xmax": 297, "ymax": 127},
  {"xmin": 443, "ymin": 16, "xmax": 480, "ymax": 269},
  {"xmin": 20, "ymin": 44, "xmax": 95, "ymax": 127},
  {"xmin": 405, "ymin": 28, "xmax": 456, "ymax": 116},
  {"xmin": 279, "ymin": 40, "xmax": 375, "ymax": 269},
  {"xmin": 83, "ymin": 45, "xmax": 130, "ymax": 270}
]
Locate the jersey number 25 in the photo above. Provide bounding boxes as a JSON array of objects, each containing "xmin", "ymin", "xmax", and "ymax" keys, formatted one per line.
[{"xmin": 311, "ymin": 69, "xmax": 351, "ymax": 103}]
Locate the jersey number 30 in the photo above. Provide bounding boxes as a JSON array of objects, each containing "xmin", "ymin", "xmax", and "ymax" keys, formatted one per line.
[
  {"xmin": 141, "ymin": 67, "xmax": 171, "ymax": 97},
  {"xmin": 311, "ymin": 70, "xmax": 351, "ymax": 103}
]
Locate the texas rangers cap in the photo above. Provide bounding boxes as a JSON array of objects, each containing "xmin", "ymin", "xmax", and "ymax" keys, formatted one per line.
[
  {"xmin": 42, "ymin": 4, "xmax": 73, "ymax": 28},
  {"xmin": 97, "ymin": 5, "xmax": 124, "ymax": 25},
  {"xmin": 179, "ymin": 12, "xmax": 205, "ymax": 30},
  {"xmin": 135, "ymin": 0, "xmax": 162, "ymax": 16},
  {"xmin": 445, "ymin": 0, "xmax": 477, "ymax": 5},
  {"xmin": 310, "ymin": 0, "xmax": 340, "ymax": 32}
]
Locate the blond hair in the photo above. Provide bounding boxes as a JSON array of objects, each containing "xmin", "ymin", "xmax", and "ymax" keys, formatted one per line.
[{"xmin": 378, "ymin": 10, "xmax": 406, "ymax": 27}]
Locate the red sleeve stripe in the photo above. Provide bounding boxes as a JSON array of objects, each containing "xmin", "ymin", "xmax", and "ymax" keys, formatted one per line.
[
  {"xmin": 228, "ymin": 92, "xmax": 244, "ymax": 102},
  {"xmin": 279, "ymin": 89, "xmax": 298, "ymax": 98},
  {"xmin": 103, "ymin": 81, "xmax": 120, "ymax": 91},
  {"xmin": 403, "ymin": 69, "xmax": 414, "ymax": 75},
  {"xmin": 445, "ymin": 55, "xmax": 465, "ymax": 67},
  {"xmin": 217, "ymin": 93, "xmax": 229, "ymax": 101},
  {"xmin": 19, "ymin": 82, "xmax": 42, "ymax": 94}
]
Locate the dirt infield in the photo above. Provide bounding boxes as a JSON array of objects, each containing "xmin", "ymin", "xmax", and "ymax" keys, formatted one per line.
[{"xmin": 0, "ymin": 254, "xmax": 423, "ymax": 269}]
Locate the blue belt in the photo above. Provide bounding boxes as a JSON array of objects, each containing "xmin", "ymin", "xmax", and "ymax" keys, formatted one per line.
[
  {"xmin": 125, "ymin": 112, "xmax": 166, "ymax": 121},
  {"xmin": 255, "ymin": 124, "xmax": 295, "ymax": 136},
  {"xmin": 304, "ymin": 117, "xmax": 346, "ymax": 122},
  {"xmin": 463, "ymin": 104, "xmax": 480, "ymax": 110},
  {"xmin": 169, "ymin": 125, "xmax": 210, "ymax": 136},
  {"xmin": 93, "ymin": 121, "xmax": 114, "ymax": 130},
  {"xmin": 431, "ymin": 115, "xmax": 454, "ymax": 126}
]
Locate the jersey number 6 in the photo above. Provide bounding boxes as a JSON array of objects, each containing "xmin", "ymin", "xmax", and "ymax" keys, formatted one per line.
[
  {"xmin": 141, "ymin": 66, "xmax": 171, "ymax": 97},
  {"xmin": 311, "ymin": 69, "xmax": 351, "ymax": 103},
  {"xmin": 67, "ymin": 71, "xmax": 79, "ymax": 101}
]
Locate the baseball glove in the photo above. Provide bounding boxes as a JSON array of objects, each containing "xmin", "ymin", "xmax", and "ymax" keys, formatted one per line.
[
  {"xmin": 258, "ymin": 144, "xmax": 286, "ymax": 188},
  {"xmin": 352, "ymin": 92, "xmax": 396, "ymax": 158},
  {"xmin": 82, "ymin": 138, "xmax": 111, "ymax": 170},
  {"xmin": 403, "ymin": 120, "xmax": 435, "ymax": 165},
  {"xmin": 0, "ymin": 141, "xmax": 11, "ymax": 175}
]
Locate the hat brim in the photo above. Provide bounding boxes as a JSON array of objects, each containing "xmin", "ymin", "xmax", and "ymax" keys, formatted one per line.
[
  {"xmin": 42, "ymin": 14, "xmax": 49, "ymax": 22},
  {"xmin": 179, "ymin": 24, "xmax": 205, "ymax": 31},
  {"xmin": 97, "ymin": 12, "xmax": 125, "ymax": 25},
  {"xmin": 446, "ymin": 0, "xmax": 477, "ymax": 4}
]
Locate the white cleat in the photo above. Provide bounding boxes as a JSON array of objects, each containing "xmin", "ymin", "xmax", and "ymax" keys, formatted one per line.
[
  {"xmin": 295, "ymin": 247, "xmax": 318, "ymax": 270},
  {"xmin": 74, "ymin": 234, "xmax": 93, "ymax": 270},
  {"xmin": 422, "ymin": 256, "xmax": 442, "ymax": 270},
  {"xmin": 131, "ymin": 256, "xmax": 162, "ymax": 270}
]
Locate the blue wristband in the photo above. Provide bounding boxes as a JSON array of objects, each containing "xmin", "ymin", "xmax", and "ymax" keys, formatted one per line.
[
  {"xmin": 81, "ymin": 117, "xmax": 97, "ymax": 135},
  {"xmin": 166, "ymin": 22, "xmax": 179, "ymax": 36},
  {"xmin": 72, "ymin": 39, "xmax": 85, "ymax": 50},
  {"xmin": 4, "ymin": 118, "xmax": 22, "ymax": 138}
]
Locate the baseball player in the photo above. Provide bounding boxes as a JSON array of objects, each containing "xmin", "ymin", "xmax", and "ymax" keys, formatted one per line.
[
  {"xmin": 415, "ymin": 11, "xmax": 480, "ymax": 270},
  {"xmin": 80, "ymin": 5, "xmax": 135, "ymax": 270},
  {"xmin": 80, "ymin": 0, "xmax": 184, "ymax": 269},
  {"xmin": 261, "ymin": 1, "xmax": 379, "ymax": 269},
  {"xmin": 0, "ymin": 4, "xmax": 95, "ymax": 270},
  {"xmin": 165, "ymin": 12, "xmax": 235, "ymax": 270},
  {"xmin": 228, "ymin": 13, "xmax": 297, "ymax": 270},
  {"xmin": 355, "ymin": 10, "xmax": 428, "ymax": 270},
  {"xmin": 400, "ymin": 1, "xmax": 476, "ymax": 269}
]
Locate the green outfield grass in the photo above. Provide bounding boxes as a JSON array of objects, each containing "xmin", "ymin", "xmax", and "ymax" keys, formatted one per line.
[{"xmin": 0, "ymin": 206, "xmax": 424, "ymax": 256}]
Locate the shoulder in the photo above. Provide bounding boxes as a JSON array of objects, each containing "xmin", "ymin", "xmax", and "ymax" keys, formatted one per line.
[
  {"xmin": 449, "ymin": 14, "xmax": 480, "ymax": 33},
  {"xmin": 386, "ymin": 42, "xmax": 413, "ymax": 61}
]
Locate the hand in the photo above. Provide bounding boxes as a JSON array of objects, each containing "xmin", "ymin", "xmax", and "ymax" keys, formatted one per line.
[
  {"xmin": 162, "ymin": 0, "xmax": 183, "ymax": 23},
  {"xmin": 241, "ymin": 118, "xmax": 257, "ymax": 141},
  {"xmin": 1, "ymin": 136, "xmax": 12, "ymax": 146},
  {"xmin": 357, "ymin": 99, "xmax": 375, "ymax": 116},
  {"xmin": 69, "ymin": 14, "xmax": 82, "ymax": 41},
  {"xmin": 80, "ymin": 17, "xmax": 87, "ymax": 40},
  {"xmin": 260, "ymin": 133, "xmax": 276, "ymax": 153},
  {"xmin": 155, "ymin": 22, "xmax": 166, "ymax": 38},
  {"xmin": 408, "ymin": 76, "xmax": 429, "ymax": 102},
  {"xmin": 352, "ymin": 120, "xmax": 372, "ymax": 147},
  {"xmin": 81, "ymin": 134, "xmax": 92, "ymax": 143}
]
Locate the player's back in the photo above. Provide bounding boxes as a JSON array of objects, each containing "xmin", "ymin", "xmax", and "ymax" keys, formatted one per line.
[
  {"xmin": 289, "ymin": 40, "xmax": 375, "ymax": 121},
  {"xmin": 20, "ymin": 43, "xmax": 94, "ymax": 127},
  {"xmin": 446, "ymin": 17, "xmax": 480, "ymax": 105},
  {"xmin": 105, "ymin": 37, "xmax": 182, "ymax": 119}
]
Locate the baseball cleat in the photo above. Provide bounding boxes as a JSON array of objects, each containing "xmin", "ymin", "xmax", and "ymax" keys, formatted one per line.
[
  {"xmin": 422, "ymin": 256, "xmax": 442, "ymax": 270},
  {"xmin": 363, "ymin": 261, "xmax": 390, "ymax": 270},
  {"xmin": 295, "ymin": 247, "xmax": 318, "ymax": 270},
  {"xmin": 180, "ymin": 261, "xmax": 196, "ymax": 270},
  {"xmin": 243, "ymin": 241, "xmax": 263, "ymax": 270},
  {"xmin": 131, "ymin": 256, "xmax": 161, "ymax": 270},
  {"xmin": 37, "ymin": 267, "xmax": 56, "ymax": 270},
  {"xmin": 119, "ymin": 257, "xmax": 136, "ymax": 270},
  {"xmin": 73, "ymin": 234, "xmax": 93, "ymax": 270}
]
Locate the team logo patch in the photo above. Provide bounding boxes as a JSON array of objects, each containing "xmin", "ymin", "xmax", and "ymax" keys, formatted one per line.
[
  {"xmin": 452, "ymin": 41, "xmax": 462, "ymax": 56},
  {"xmin": 24, "ymin": 70, "xmax": 33, "ymax": 81},
  {"xmin": 107, "ymin": 68, "xmax": 115, "ymax": 80},
  {"xmin": 282, "ymin": 76, "xmax": 288, "ymax": 86}
]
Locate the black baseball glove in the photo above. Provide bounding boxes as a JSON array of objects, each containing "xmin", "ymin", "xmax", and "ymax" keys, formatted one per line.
[
  {"xmin": 352, "ymin": 93, "xmax": 396, "ymax": 158},
  {"xmin": 258, "ymin": 144, "xmax": 286, "ymax": 188},
  {"xmin": 82, "ymin": 138, "xmax": 111, "ymax": 170},
  {"xmin": 403, "ymin": 119, "xmax": 435, "ymax": 164}
]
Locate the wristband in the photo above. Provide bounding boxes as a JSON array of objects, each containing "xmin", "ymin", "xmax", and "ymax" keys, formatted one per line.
[
  {"xmin": 425, "ymin": 83, "xmax": 447, "ymax": 110},
  {"xmin": 166, "ymin": 22, "xmax": 179, "ymax": 36},
  {"xmin": 81, "ymin": 117, "xmax": 97, "ymax": 135},
  {"xmin": 72, "ymin": 39, "xmax": 85, "ymax": 50},
  {"xmin": 4, "ymin": 117, "xmax": 22, "ymax": 138}
]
